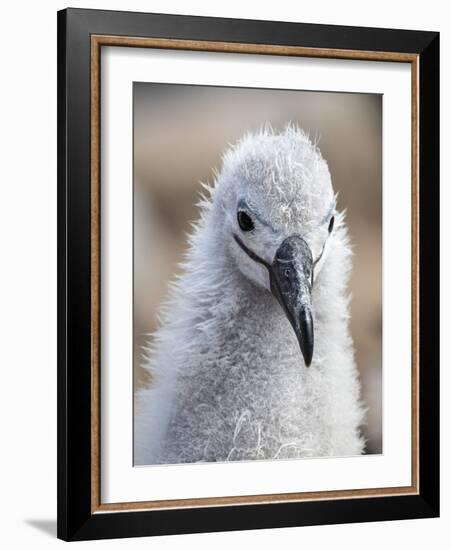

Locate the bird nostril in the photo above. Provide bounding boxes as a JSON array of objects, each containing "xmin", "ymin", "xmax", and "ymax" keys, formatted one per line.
[{"xmin": 284, "ymin": 268, "xmax": 291, "ymax": 278}]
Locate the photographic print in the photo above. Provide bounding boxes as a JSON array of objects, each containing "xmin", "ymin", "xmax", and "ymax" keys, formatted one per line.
[
  {"xmin": 58, "ymin": 10, "xmax": 439, "ymax": 539},
  {"xmin": 133, "ymin": 84, "xmax": 382, "ymax": 466}
]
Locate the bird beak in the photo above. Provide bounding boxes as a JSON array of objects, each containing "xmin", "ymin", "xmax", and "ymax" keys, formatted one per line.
[{"xmin": 269, "ymin": 236, "xmax": 314, "ymax": 367}]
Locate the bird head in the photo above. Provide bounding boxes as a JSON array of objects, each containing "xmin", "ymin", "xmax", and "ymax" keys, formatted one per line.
[{"xmin": 213, "ymin": 125, "xmax": 337, "ymax": 367}]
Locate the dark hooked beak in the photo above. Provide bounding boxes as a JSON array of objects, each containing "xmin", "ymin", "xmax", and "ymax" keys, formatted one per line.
[{"xmin": 269, "ymin": 236, "xmax": 314, "ymax": 367}]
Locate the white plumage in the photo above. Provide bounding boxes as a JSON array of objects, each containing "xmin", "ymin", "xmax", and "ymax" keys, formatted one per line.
[{"xmin": 135, "ymin": 125, "xmax": 366, "ymax": 465}]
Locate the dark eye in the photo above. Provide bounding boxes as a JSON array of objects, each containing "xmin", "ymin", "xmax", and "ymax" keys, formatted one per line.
[
  {"xmin": 328, "ymin": 216, "xmax": 335, "ymax": 233},
  {"xmin": 237, "ymin": 210, "xmax": 254, "ymax": 232}
]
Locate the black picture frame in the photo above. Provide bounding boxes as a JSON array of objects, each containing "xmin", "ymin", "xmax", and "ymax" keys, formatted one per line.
[{"xmin": 57, "ymin": 7, "xmax": 439, "ymax": 541}]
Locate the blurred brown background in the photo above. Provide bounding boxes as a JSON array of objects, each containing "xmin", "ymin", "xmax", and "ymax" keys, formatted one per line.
[{"xmin": 134, "ymin": 83, "xmax": 382, "ymax": 454}]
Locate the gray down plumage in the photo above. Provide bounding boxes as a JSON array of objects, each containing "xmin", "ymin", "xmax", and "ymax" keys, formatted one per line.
[{"xmin": 135, "ymin": 125, "xmax": 366, "ymax": 465}]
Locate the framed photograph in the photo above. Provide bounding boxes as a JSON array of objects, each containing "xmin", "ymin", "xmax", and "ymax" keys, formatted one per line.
[{"xmin": 57, "ymin": 8, "xmax": 439, "ymax": 541}]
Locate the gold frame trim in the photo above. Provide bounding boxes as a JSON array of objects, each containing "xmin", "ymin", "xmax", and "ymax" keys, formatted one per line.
[{"xmin": 90, "ymin": 35, "xmax": 420, "ymax": 514}]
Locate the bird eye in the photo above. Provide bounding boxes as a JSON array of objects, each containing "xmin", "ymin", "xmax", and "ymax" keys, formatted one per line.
[
  {"xmin": 237, "ymin": 210, "xmax": 254, "ymax": 232},
  {"xmin": 328, "ymin": 216, "xmax": 335, "ymax": 233}
]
